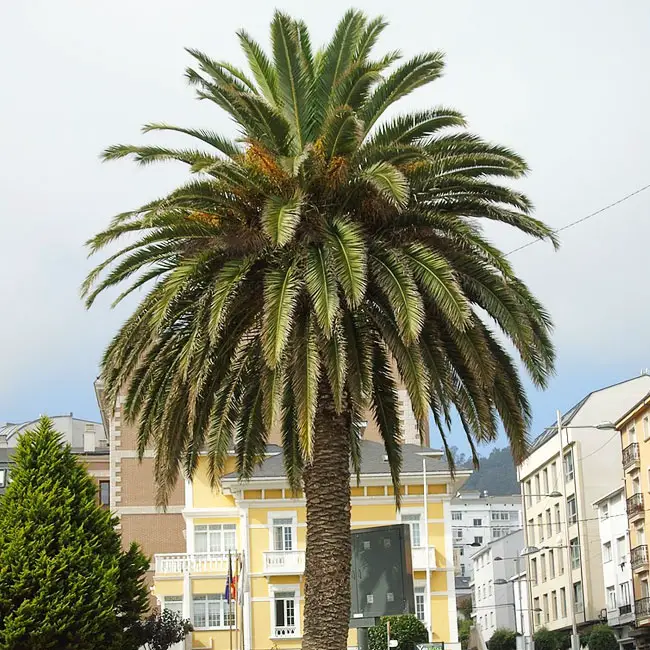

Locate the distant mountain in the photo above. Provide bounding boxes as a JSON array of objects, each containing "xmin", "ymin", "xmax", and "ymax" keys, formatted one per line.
[{"xmin": 451, "ymin": 446, "xmax": 520, "ymax": 495}]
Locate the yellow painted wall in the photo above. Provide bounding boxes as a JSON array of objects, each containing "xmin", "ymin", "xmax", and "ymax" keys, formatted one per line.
[
  {"xmin": 154, "ymin": 579, "xmax": 183, "ymax": 596},
  {"xmin": 431, "ymin": 596, "xmax": 451, "ymax": 641},
  {"xmin": 193, "ymin": 629, "xmax": 233, "ymax": 649},
  {"xmin": 193, "ymin": 458, "xmax": 238, "ymax": 509}
]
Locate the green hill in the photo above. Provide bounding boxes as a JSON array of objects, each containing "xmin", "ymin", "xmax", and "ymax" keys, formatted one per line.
[{"xmin": 452, "ymin": 447, "xmax": 520, "ymax": 495}]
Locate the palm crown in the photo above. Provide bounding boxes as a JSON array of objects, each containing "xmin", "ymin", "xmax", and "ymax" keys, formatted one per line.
[{"xmin": 83, "ymin": 10, "xmax": 556, "ymax": 503}]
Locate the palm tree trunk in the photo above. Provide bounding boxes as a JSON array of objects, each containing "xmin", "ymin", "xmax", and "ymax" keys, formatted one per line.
[{"xmin": 302, "ymin": 386, "xmax": 352, "ymax": 650}]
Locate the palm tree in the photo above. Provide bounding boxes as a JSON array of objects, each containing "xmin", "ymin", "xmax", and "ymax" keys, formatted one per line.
[{"xmin": 83, "ymin": 10, "xmax": 556, "ymax": 650}]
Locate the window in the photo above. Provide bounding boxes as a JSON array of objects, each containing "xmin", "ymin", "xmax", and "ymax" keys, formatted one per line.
[
  {"xmin": 629, "ymin": 423, "xmax": 638, "ymax": 445},
  {"xmin": 567, "ymin": 496, "xmax": 577, "ymax": 524},
  {"xmin": 474, "ymin": 536, "xmax": 483, "ymax": 546},
  {"xmin": 620, "ymin": 582, "xmax": 631, "ymax": 606},
  {"xmin": 272, "ymin": 517, "xmax": 295, "ymax": 551},
  {"xmin": 636, "ymin": 523, "xmax": 645, "ymax": 546},
  {"xmin": 453, "ymin": 527, "xmax": 463, "ymax": 541},
  {"xmin": 164, "ymin": 595, "xmax": 183, "ymax": 617},
  {"xmin": 642, "ymin": 578, "xmax": 650, "ymax": 599},
  {"xmin": 0, "ymin": 468, "xmax": 6, "ymax": 488},
  {"xmin": 573, "ymin": 582, "xmax": 584, "ymax": 613},
  {"xmin": 607, "ymin": 586, "xmax": 616, "ymax": 611},
  {"xmin": 460, "ymin": 564, "xmax": 466, "ymax": 576},
  {"xmin": 558, "ymin": 547, "xmax": 564, "ymax": 575},
  {"xmin": 535, "ymin": 475, "xmax": 541, "ymax": 501},
  {"xmin": 546, "ymin": 509, "xmax": 552, "ymax": 537},
  {"xmin": 633, "ymin": 474, "xmax": 641, "ymax": 495},
  {"xmin": 603, "ymin": 541, "xmax": 612, "ymax": 563},
  {"xmin": 273, "ymin": 591, "xmax": 298, "ymax": 637},
  {"xmin": 195, "ymin": 524, "xmax": 236, "ymax": 554},
  {"xmin": 564, "ymin": 450, "xmax": 574, "ymax": 482},
  {"xmin": 415, "ymin": 587, "xmax": 426, "ymax": 623},
  {"xmin": 534, "ymin": 597, "xmax": 541, "ymax": 627},
  {"xmin": 473, "ymin": 518, "xmax": 482, "ymax": 527},
  {"xmin": 490, "ymin": 611, "xmax": 494, "ymax": 628},
  {"xmin": 543, "ymin": 594, "xmax": 549, "ymax": 624},
  {"xmin": 459, "ymin": 548, "xmax": 464, "ymax": 556},
  {"xmin": 549, "ymin": 549, "xmax": 556, "ymax": 578},
  {"xmin": 193, "ymin": 594, "xmax": 234, "ymax": 629},
  {"xmin": 538, "ymin": 514, "xmax": 544, "ymax": 540},
  {"xmin": 402, "ymin": 513, "xmax": 422, "ymax": 548},
  {"xmin": 492, "ymin": 527, "xmax": 509, "ymax": 538},
  {"xmin": 644, "ymin": 416, "xmax": 650, "ymax": 442},
  {"xmin": 551, "ymin": 591, "xmax": 558, "ymax": 620},
  {"xmin": 570, "ymin": 538, "xmax": 580, "ymax": 570},
  {"xmin": 543, "ymin": 468, "xmax": 549, "ymax": 495},
  {"xmin": 528, "ymin": 519, "xmax": 535, "ymax": 546},
  {"xmin": 452, "ymin": 511, "xmax": 462, "ymax": 521},
  {"xmin": 600, "ymin": 502, "xmax": 609, "ymax": 520},
  {"xmin": 541, "ymin": 553, "xmax": 547, "ymax": 582},
  {"xmin": 526, "ymin": 480, "xmax": 532, "ymax": 506},
  {"xmin": 99, "ymin": 480, "xmax": 110, "ymax": 507},
  {"xmin": 560, "ymin": 588, "xmax": 567, "ymax": 617},
  {"xmin": 550, "ymin": 462, "xmax": 557, "ymax": 490},
  {"xmin": 617, "ymin": 537, "xmax": 627, "ymax": 563},
  {"xmin": 531, "ymin": 558, "xmax": 538, "ymax": 585},
  {"xmin": 554, "ymin": 503, "xmax": 562, "ymax": 533}
]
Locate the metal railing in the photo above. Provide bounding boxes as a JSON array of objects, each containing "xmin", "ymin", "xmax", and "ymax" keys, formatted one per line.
[
  {"xmin": 619, "ymin": 604, "xmax": 632, "ymax": 615},
  {"xmin": 631, "ymin": 545, "xmax": 649, "ymax": 570},
  {"xmin": 636, "ymin": 597, "xmax": 650, "ymax": 619},
  {"xmin": 623, "ymin": 443, "xmax": 640, "ymax": 469},
  {"xmin": 627, "ymin": 492, "xmax": 644, "ymax": 517},
  {"xmin": 273, "ymin": 625, "xmax": 298, "ymax": 638}
]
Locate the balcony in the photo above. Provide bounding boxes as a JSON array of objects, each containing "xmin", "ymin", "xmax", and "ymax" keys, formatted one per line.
[
  {"xmin": 620, "ymin": 604, "xmax": 632, "ymax": 616},
  {"xmin": 264, "ymin": 550, "xmax": 305, "ymax": 575},
  {"xmin": 627, "ymin": 493, "xmax": 645, "ymax": 521},
  {"xmin": 632, "ymin": 545, "xmax": 649, "ymax": 572},
  {"xmin": 154, "ymin": 552, "xmax": 234, "ymax": 575},
  {"xmin": 636, "ymin": 597, "xmax": 650, "ymax": 624},
  {"xmin": 623, "ymin": 443, "xmax": 640, "ymax": 471},
  {"xmin": 411, "ymin": 546, "xmax": 437, "ymax": 570}
]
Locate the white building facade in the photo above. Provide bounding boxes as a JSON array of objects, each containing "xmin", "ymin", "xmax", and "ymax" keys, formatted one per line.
[
  {"xmin": 451, "ymin": 492, "xmax": 522, "ymax": 579},
  {"xmin": 517, "ymin": 375, "xmax": 650, "ymax": 635},
  {"xmin": 471, "ymin": 529, "xmax": 525, "ymax": 644},
  {"xmin": 594, "ymin": 487, "xmax": 635, "ymax": 650}
]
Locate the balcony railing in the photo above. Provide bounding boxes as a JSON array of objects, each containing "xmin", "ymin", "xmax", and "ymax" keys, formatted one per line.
[
  {"xmin": 273, "ymin": 625, "xmax": 299, "ymax": 638},
  {"xmin": 631, "ymin": 545, "xmax": 649, "ymax": 570},
  {"xmin": 263, "ymin": 550, "xmax": 305, "ymax": 575},
  {"xmin": 623, "ymin": 443, "xmax": 640, "ymax": 469},
  {"xmin": 154, "ymin": 552, "xmax": 235, "ymax": 575},
  {"xmin": 636, "ymin": 597, "xmax": 650, "ymax": 620},
  {"xmin": 619, "ymin": 604, "xmax": 632, "ymax": 616},
  {"xmin": 627, "ymin": 492, "xmax": 645, "ymax": 518}
]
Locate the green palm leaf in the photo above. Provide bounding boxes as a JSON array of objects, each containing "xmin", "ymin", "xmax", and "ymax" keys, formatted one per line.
[{"xmin": 261, "ymin": 190, "xmax": 304, "ymax": 247}]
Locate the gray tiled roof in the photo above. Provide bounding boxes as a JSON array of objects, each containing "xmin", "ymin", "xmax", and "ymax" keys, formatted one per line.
[{"xmin": 223, "ymin": 440, "xmax": 453, "ymax": 481}]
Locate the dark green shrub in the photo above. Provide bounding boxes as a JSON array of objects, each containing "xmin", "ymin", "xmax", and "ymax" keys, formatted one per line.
[
  {"xmin": 588, "ymin": 625, "xmax": 618, "ymax": 650},
  {"xmin": 488, "ymin": 628, "xmax": 518, "ymax": 650},
  {"xmin": 369, "ymin": 615, "xmax": 428, "ymax": 650},
  {"xmin": 459, "ymin": 618, "xmax": 472, "ymax": 650},
  {"xmin": 534, "ymin": 627, "xmax": 559, "ymax": 650}
]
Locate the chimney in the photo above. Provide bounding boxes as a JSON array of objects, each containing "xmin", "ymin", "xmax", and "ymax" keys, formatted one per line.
[{"xmin": 83, "ymin": 424, "xmax": 96, "ymax": 453}]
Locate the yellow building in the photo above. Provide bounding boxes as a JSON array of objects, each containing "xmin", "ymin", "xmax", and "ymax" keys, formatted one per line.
[
  {"xmin": 616, "ymin": 392, "xmax": 650, "ymax": 641},
  {"xmin": 151, "ymin": 440, "xmax": 468, "ymax": 650}
]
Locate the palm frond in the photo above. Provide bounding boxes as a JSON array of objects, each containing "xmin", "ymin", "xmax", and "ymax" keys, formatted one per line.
[{"xmin": 261, "ymin": 190, "xmax": 304, "ymax": 247}]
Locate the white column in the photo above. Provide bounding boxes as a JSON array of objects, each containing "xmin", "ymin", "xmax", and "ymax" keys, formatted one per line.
[
  {"xmin": 241, "ymin": 505, "xmax": 253, "ymax": 650},
  {"xmin": 444, "ymin": 497, "xmax": 459, "ymax": 645}
]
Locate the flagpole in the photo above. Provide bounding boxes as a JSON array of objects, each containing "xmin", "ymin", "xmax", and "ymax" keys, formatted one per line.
[{"xmin": 229, "ymin": 550, "xmax": 233, "ymax": 650}]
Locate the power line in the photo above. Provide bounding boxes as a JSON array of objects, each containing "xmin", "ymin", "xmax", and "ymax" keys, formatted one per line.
[{"xmin": 507, "ymin": 182, "xmax": 650, "ymax": 256}]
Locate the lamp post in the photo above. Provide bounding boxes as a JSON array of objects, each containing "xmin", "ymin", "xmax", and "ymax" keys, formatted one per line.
[{"xmin": 554, "ymin": 416, "xmax": 616, "ymax": 650}]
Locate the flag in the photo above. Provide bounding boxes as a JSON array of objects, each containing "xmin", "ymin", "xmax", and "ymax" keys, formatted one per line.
[
  {"xmin": 237, "ymin": 552, "xmax": 245, "ymax": 605},
  {"xmin": 225, "ymin": 551, "xmax": 238, "ymax": 604}
]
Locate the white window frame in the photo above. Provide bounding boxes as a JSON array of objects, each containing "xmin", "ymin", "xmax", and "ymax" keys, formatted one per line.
[
  {"xmin": 554, "ymin": 503, "xmax": 561, "ymax": 533},
  {"xmin": 414, "ymin": 585, "xmax": 427, "ymax": 625},
  {"xmin": 400, "ymin": 509, "xmax": 424, "ymax": 548},
  {"xmin": 270, "ymin": 584, "xmax": 301, "ymax": 639},
  {"xmin": 163, "ymin": 595, "xmax": 183, "ymax": 617},
  {"xmin": 473, "ymin": 518, "xmax": 482, "ymax": 527},
  {"xmin": 644, "ymin": 416, "xmax": 650, "ymax": 442},
  {"xmin": 192, "ymin": 593, "xmax": 234, "ymax": 630},
  {"xmin": 606, "ymin": 586, "xmax": 616, "ymax": 611},
  {"xmin": 629, "ymin": 423, "xmax": 638, "ymax": 445},
  {"xmin": 0, "ymin": 468, "xmax": 6, "ymax": 488},
  {"xmin": 567, "ymin": 496, "xmax": 577, "ymax": 524},
  {"xmin": 268, "ymin": 511, "xmax": 297, "ymax": 552},
  {"xmin": 195, "ymin": 523, "xmax": 237, "ymax": 554},
  {"xmin": 603, "ymin": 541, "xmax": 612, "ymax": 563},
  {"xmin": 452, "ymin": 511, "xmax": 462, "ymax": 521},
  {"xmin": 600, "ymin": 502, "xmax": 609, "ymax": 520},
  {"xmin": 570, "ymin": 538, "xmax": 580, "ymax": 570},
  {"xmin": 453, "ymin": 527, "xmax": 463, "ymax": 541},
  {"xmin": 564, "ymin": 450, "xmax": 574, "ymax": 483}
]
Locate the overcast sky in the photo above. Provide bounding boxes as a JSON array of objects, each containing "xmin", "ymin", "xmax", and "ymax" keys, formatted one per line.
[{"xmin": 1, "ymin": 1, "xmax": 649, "ymax": 453}]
